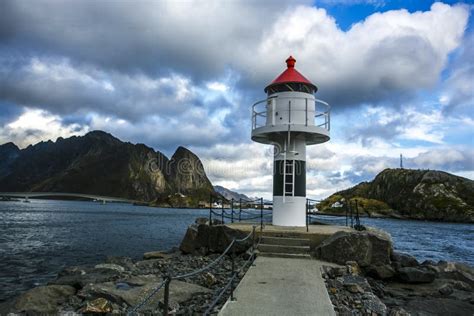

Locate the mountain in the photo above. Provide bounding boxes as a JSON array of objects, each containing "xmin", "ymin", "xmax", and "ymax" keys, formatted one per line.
[
  {"xmin": 0, "ymin": 131, "xmax": 215, "ymax": 207},
  {"xmin": 318, "ymin": 168, "xmax": 474, "ymax": 223},
  {"xmin": 214, "ymin": 185, "xmax": 252, "ymax": 202}
]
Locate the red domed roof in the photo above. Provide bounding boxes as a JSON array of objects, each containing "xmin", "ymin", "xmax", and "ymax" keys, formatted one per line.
[{"xmin": 264, "ymin": 56, "xmax": 316, "ymax": 93}]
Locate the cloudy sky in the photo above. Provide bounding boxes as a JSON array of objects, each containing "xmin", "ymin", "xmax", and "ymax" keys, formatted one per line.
[{"xmin": 0, "ymin": 0, "xmax": 473, "ymax": 199}]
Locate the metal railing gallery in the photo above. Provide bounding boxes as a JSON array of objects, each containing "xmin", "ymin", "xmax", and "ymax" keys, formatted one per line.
[
  {"xmin": 208, "ymin": 195, "xmax": 272, "ymax": 231},
  {"xmin": 127, "ymin": 226, "xmax": 258, "ymax": 315},
  {"xmin": 252, "ymin": 96, "xmax": 331, "ymax": 131}
]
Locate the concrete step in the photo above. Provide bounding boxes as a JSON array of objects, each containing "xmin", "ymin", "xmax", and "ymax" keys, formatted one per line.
[
  {"xmin": 258, "ymin": 243, "xmax": 310, "ymax": 255},
  {"xmin": 261, "ymin": 236, "xmax": 310, "ymax": 247},
  {"xmin": 258, "ymin": 252, "xmax": 312, "ymax": 259}
]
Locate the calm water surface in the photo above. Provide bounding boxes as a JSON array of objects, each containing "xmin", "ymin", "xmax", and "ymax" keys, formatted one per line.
[{"xmin": 0, "ymin": 200, "xmax": 473, "ymax": 302}]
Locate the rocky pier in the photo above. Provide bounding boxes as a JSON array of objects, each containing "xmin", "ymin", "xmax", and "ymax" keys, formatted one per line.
[{"xmin": 1, "ymin": 218, "xmax": 473, "ymax": 315}]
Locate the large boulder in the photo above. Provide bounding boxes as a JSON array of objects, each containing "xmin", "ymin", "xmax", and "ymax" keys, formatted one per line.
[
  {"xmin": 314, "ymin": 230, "xmax": 393, "ymax": 267},
  {"xmin": 366, "ymin": 264, "xmax": 395, "ymax": 280},
  {"xmin": 179, "ymin": 223, "xmax": 252, "ymax": 255},
  {"xmin": 396, "ymin": 267, "xmax": 436, "ymax": 284},
  {"xmin": 391, "ymin": 251, "xmax": 419, "ymax": 268},
  {"xmin": 49, "ymin": 266, "xmax": 124, "ymax": 289},
  {"xmin": 405, "ymin": 298, "xmax": 474, "ymax": 316},
  {"xmin": 14, "ymin": 285, "xmax": 76, "ymax": 314},
  {"xmin": 431, "ymin": 262, "xmax": 474, "ymax": 287}
]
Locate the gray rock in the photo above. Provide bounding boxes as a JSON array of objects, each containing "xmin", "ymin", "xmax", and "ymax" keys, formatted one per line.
[
  {"xmin": 314, "ymin": 230, "xmax": 393, "ymax": 267},
  {"xmin": 143, "ymin": 251, "xmax": 173, "ymax": 260},
  {"xmin": 397, "ymin": 267, "xmax": 436, "ymax": 284},
  {"xmin": 366, "ymin": 264, "xmax": 395, "ymax": 280},
  {"xmin": 14, "ymin": 285, "xmax": 76, "ymax": 314},
  {"xmin": 438, "ymin": 284, "xmax": 453, "ymax": 296},
  {"xmin": 179, "ymin": 223, "xmax": 251, "ymax": 255},
  {"xmin": 49, "ymin": 267, "xmax": 123, "ymax": 289},
  {"xmin": 391, "ymin": 251, "xmax": 419, "ymax": 267},
  {"xmin": 434, "ymin": 261, "xmax": 474, "ymax": 287},
  {"xmin": 405, "ymin": 298, "xmax": 474, "ymax": 316},
  {"xmin": 105, "ymin": 256, "xmax": 135, "ymax": 270},
  {"xmin": 94, "ymin": 263, "xmax": 126, "ymax": 273},
  {"xmin": 78, "ymin": 274, "xmax": 211, "ymax": 312}
]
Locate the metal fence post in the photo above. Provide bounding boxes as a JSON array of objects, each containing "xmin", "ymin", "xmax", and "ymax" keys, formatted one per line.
[
  {"xmin": 252, "ymin": 225, "xmax": 257, "ymax": 266},
  {"xmin": 350, "ymin": 201, "xmax": 354, "ymax": 228},
  {"xmin": 239, "ymin": 198, "xmax": 242, "ymax": 222},
  {"xmin": 231, "ymin": 198, "xmax": 234, "ymax": 223},
  {"xmin": 209, "ymin": 194, "xmax": 212, "ymax": 226},
  {"xmin": 163, "ymin": 276, "xmax": 171, "ymax": 316},
  {"xmin": 230, "ymin": 240, "xmax": 236, "ymax": 301},
  {"xmin": 221, "ymin": 199, "xmax": 224, "ymax": 224},
  {"xmin": 345, "ymin": 200, "xmax": 348, "ymax": 227},
  {"xmin": 306, "ymin": 199, "xmax": 309, "ymax": 232},
  {"xmin": 260, "ymin": 198, "xmax": 263, "ymax": 231}
]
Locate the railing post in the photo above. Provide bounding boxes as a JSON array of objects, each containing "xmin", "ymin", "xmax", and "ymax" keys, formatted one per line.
[
  {"xmin": 239, "ymin": 198, "xmax": 242, "ymax": 222},
  {"xmin": 209, "ymin": 194, "xmax": 212, "ymax": 226},
  {"xmin": 230, "ymin": 240, "xmax": 236, "ymax": 301},
  {"xmin": 163, "ymin": 276, "xmax": 171, "ymax": 316},
  {"xmin": 306, "ymin": 199, "xmax": 309, "ymax": 232},
  {"xmin": 221, "ymin": 200, "xmax": 224, "ymax": 224},
  {"xmin": 252, "ymin": 225, "xmax": 257, "ymax": 266},
  {"xmin": 231, "ymin": 198, "xmax": 234, "ymax": 223},
  {"xmin": 350, "ymin": 201, "xmax": 354, "ymax": 228},
  {"xmin": 345, "ymin": 200, "xmax": 348, "ymax": 227},
  {"xmin": 260, "ymin": 198, "xmax": 263, "ymax": 231}
]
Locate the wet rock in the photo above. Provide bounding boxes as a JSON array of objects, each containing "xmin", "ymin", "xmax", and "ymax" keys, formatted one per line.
[
  {"xmin": 80, "ymin": 297, "xmax": 113, "ymax": 313},
  {"xmin": 396, "ymin": 267, "xmax": 436, "ymax": 284},
  {"xmin": 143, "ymin": 251, "xmax": 173, "ymax": 260},
  {"xmin": 180, "ymin": 225, "xmax": 199, "ymax": 254},
  {"xmin": 94, "ymin": 263, "xmax": 126, "ymax": 273},
  {"xmin": 366, "ymin": 264, "xmax": 395, "ymax": 280},
  {"xmin": 14, "ymin": 285, "xmax": 76, "ymax": 314},
  {"xmin": 314, "ymin": 230, "xmax": 393, "ymax": 267},
  {"xmin": 391, "ymin": 252, "xmax": 419, "ymax": 268},
  {"xmin": 388, "ymin": 307, "xmax": 410, "ymax": 316}
]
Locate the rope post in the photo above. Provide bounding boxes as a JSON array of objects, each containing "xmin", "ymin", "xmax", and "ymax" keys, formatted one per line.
[
  {"xmin": 252, "ymin": 225, "xmax": 257, "ymax": 266},
  {"xmin": 209, "ymin": 194, "xmax": 213, "ymax": 226},
  {"xmin": 239, "ymin": 198, "xmax": 242, "ymax": 222},
  {"xmin": 350, "ymin": 201, "xmax": 354, "ymax": 228},
  {"xmin": 260, "ymin": 198, "xmax": 263, "ymax": 232},
  {"xmin": 230, "ymin": 239, "xmax": 236, "ymax": 301},
  {"xmin": 163, "ymin": 276, "xmax": 171, "ymax": 316},
  {"xmin": 306, "ymin": 199, "xmax": 309, "ymax": 232},
  {"xmin": 221, "ymin": 199, "xmax": 224, "ymax": 224},
  {"xmin": 231, "ymin": 198, "xmax": 234, "ymax": 223},
  {"xmin": 345, "ymin": 199, "xmax": 348, "ymax": 227}
]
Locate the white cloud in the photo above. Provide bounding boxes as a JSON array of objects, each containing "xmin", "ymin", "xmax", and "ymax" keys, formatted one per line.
[{"xmin": 0, "ymin": 108, "xmax": 88, "ymax": 148}]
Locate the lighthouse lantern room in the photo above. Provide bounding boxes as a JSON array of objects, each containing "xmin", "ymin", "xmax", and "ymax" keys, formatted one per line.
[{"xmin": 251, "ymin": 56, "xmax": 330, "ymax": 227}]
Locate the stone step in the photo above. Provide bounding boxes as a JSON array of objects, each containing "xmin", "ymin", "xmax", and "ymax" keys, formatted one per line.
[
  {"xmin": 258, "ymin": 252, "xmax": 312, "ymax": 259},
  {"xmin": 260, "ymin": 236, "xmax": 310, "ymax": 247},
  {"xmin": 258, "ymin": 243, "xmax": 310, "ymax": 255}
]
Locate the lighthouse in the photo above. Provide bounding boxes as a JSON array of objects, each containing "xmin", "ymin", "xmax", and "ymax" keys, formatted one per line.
[{"xmin": 251, "ymin": 56, "xmax": 330, "ymax": 226}]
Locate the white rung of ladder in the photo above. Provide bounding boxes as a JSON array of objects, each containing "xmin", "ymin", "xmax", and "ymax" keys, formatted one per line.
[{"xmin": 284, "ymin": 160, "xmax": 295, "ymax": 197}]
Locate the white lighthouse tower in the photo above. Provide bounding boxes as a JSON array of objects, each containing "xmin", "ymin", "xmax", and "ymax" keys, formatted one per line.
[{"xmin": 251, "ymin": 56, "xmax": 330, "ymax": 227}]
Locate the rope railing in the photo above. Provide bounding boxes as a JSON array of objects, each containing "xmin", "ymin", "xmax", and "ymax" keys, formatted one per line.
[{"xmin": 127, "ymin": 226, "xmax": 258, "ymax": 315}]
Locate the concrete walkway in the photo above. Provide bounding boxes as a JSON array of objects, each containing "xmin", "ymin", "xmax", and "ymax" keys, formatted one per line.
[{"xmin": 219, "ymin": 256, "xmax": 336, "ymax": 316}]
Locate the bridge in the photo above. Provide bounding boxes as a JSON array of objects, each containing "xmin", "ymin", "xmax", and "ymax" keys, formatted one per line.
[{"xmin": 0, "ymin": 192, "xmax": 140, "ymax": 204}]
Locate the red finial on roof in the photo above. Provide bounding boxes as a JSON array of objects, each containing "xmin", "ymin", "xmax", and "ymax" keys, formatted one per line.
[
  {"xmin": 264, "ymin": 55, "xmax": 317, "ymax": 93},
  {"xmin": 286, "ymin": 56, "xmax": 296, "ymax": 68}
]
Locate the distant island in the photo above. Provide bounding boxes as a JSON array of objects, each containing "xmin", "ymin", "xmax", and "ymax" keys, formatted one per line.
[
  {"xmin": 0, "ymin": 131, "xmax": 215, "ymax": 208},
  {"xmin": 318, "ymin": 168, "xmax": 474, "ymax": 223}
]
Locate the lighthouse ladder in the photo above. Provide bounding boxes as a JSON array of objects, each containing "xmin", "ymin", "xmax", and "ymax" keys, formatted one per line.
[{"xmin": 284, "ymin": 160, "xmax": 295, "ymax": 197}]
